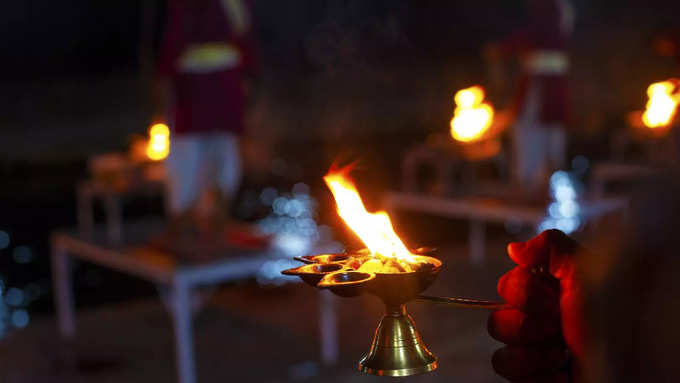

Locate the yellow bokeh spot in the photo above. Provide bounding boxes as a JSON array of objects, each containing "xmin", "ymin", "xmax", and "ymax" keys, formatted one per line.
[
  {"xmin": 450, "ymin": 86, "xmax": 495, "ymax": 143},
  {"xmin": 642, "ymin": 81, "xmax": 679, "ymax": 129},
  {"xmin": 146, "ymin": 123, "xmax": 170, "ymax": 161}
]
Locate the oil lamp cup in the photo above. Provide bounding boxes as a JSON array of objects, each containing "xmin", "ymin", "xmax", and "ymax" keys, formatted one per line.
[
  {"xmin": 280, "ymin": 262, "xmax": 347, "ymax": 286},
  {"xmin": 293, "ymin": 254, "xmax": 351, "ymax": 265}
]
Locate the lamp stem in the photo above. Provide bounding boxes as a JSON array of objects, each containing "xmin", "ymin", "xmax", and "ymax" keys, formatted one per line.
[{"xmin": 384, "ymin": 303, "xmax": 407, "ymax": 316}]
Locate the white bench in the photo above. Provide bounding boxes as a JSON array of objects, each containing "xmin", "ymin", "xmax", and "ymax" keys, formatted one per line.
[
  {"xmin": 51, "ymin": 220, "xmax": 339, "ymax": 383},
  {"xmin": 384, "ymin": 192, "xmax": 627, "ymax": 264},
  {"xmin": 590, "ymin": 162, "xmax": 658, "ymax": 197}
]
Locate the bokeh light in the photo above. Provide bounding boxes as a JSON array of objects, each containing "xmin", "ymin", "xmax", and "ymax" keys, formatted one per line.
[
  {"xmin": 539, "ymin": 170, "xmax": 582, "ymax": 234},
  {"xmin": 0, "ymin": 231, "xmax": 10, "ymax": 250},
  {"xmin": 10, "ymin": 309, "xmax": 29, "ymax": 328},
  {"xmin": 5, "ymin": 288, "xmax": 25, "ymax": 307},
  {"xmin": 12, "ymin": 246, "xmax": 33, "ymax": 264}
]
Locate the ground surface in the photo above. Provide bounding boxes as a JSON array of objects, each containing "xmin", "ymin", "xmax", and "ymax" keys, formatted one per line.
[{"xmin": 0, "ymin": 240, "xmax": 515, "ymax": 383}]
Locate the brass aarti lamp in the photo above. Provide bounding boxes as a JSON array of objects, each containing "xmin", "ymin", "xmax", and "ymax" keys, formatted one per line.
[
  {"xmin": 284, "ymin": 164, "xmax": 505, "ymax": 376},
  {"xmin": 282, "ymin": 249, "xmax": 505, "ymax": 377}
]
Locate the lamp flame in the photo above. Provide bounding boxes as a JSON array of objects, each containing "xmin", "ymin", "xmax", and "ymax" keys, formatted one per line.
[
  {"xmin": 146, "ymin": 123, "xmax": 170, "ymax": 161},
  {"xmin": 642, "ymin": 81, "xmax": 680, "ymax": 129},
  {"xmin": 324, "ymin": 165, "xmax": 417, "ymax": 267},
  {"xmin": 450, "ymin": 86, "xmax": 494, "ymax": 143}
]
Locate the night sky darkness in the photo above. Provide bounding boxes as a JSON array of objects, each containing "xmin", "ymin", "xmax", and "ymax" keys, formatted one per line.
[
  {"xmin": 0, "ymin": 1, "xmax": 142, "ymax": 77},
  {"xmin": 0, "ymin": 0, "xmax": 679, "ymax": 339},
  {"xmin": 2, "ymin": 0, "xmax": 679, "ymax": 79}
]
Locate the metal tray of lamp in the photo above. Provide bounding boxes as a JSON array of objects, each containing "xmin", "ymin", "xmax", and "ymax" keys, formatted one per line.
[
  {"xmin": 283, "ymin": 248, "xmax": 441, "ymax": 304},
  {"xmin": 282, "ymin": 248, "xmax": 504, "ymax": 377}
]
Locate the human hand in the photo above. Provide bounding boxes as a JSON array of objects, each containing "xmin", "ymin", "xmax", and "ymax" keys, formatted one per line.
[{"xmin": 488, "ymin": 229, "xmax": 585, "ymax": 382}]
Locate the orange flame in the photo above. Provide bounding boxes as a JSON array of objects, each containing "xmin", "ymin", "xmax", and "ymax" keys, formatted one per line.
[
  {"xmin": 324, "ymin": 165, "xmax": 416, "ymax": 265},
  {"xmin": 642, "ymin": 81, "xmax": 680, "ymax": 129},
  {"xmin": 146, "ymin": 123, "xmax": 170, "ymax": 161},
  {"xmin": 450, "ymin": 86, "xmax": 494, "ymax": 143}
]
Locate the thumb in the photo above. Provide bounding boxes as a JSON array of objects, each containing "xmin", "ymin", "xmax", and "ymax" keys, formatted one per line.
[
  {"xmin": 508, "ymin": 229, "xmax": 581, "ymax": 279},
  {"xmin": 507, "ymin": 230, "xmax": 552, "ymax": 268}
]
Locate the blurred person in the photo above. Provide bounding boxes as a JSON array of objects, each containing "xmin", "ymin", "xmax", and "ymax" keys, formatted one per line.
[
  {"xmin": 154, "ymin": 0, "xmax": 265, "ymax": 248},
  {"xmin": 488, "ymin": 172, "xmax": 680, "ymax": 382},
  {"xmin": 485, "ymin": 0, "xmax": 574, "ymax": 195}
]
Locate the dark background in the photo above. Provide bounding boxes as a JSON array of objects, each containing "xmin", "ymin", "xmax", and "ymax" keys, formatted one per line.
[
  {"xmin": 2, "ymin": 1, "xmax": 679, "ymax": 159},
  {"xmin": 0, "ymin": 0, "xmax": 679, "ymax": 328}
]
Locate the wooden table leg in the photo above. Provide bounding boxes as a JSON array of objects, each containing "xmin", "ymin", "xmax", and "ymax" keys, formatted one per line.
[
  {"xmin": 470, "ymin": 219, "xmax": 486, "ymax": 265},
  {"xmin": 51, "ymin": 240, "xmax": 76, "ymax": 339},
  {"xmin": 319, "ymin": 290, "xmax": 338, "ymax": 366},
  {"xmin": 77, "ymin": 184, "xmax": 94, "ymax": 238},
  {"xmin": 170, "ymin": 278, "xmax": 197, "ymax": 383},
  {"xmin": 104, "ymin": 193, "xmax": 122, "ymax": 244}
]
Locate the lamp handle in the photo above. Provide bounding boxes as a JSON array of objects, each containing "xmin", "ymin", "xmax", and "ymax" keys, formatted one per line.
[{"xmin": 415, "ymin": 295, "xmax": 508, "ymax": 310}]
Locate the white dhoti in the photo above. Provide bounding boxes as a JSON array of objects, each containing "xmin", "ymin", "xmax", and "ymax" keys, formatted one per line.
[
  {"xmin": 512, "ymin": 82, "xmax": 567, "ymax": 187},
  {"xmin": 165, "ymin": 132, "xmax": 241, "ymax": 215}
]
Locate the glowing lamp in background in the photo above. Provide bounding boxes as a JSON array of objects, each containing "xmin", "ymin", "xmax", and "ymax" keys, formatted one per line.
[
  {"xmin": 450, "ymin": 86, "xmax": 495, "ymax": 143},
  {"xmin": 642, "ymin": 81, "xmax": 680, "ymax": 129},
  {"xmin": 324, "ymin": 165, "xmax": 420, "ymax": 272},
  {"xmin": 146, "ymin": 123, "xmax": 170, "ymax": 161}
]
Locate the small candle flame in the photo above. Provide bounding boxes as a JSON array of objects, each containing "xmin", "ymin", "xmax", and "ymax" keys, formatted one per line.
[
  {"xmin": 450, "ymin": 86, "xmax": 494, "ymax": 143},
  {"xmin": 146, "ymin": 123, "xmax": 170, "ymax": 161},
  {"xmin": 642, "ymin": 80, "xmax": 680, "ymax": 129}
]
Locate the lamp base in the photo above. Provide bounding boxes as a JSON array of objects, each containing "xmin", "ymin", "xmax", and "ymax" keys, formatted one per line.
[{"xmin": 358, "ymin": 304, "xmax": 437, "ymax": 377}]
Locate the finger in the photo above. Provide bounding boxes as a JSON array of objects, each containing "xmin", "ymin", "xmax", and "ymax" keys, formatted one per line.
[
  {"xmin": 488, "ymin": 309, "xmax": 562, "ymax": 345},
  {"xmin": 498, "ymin": 267, "xmax": 560, "ymax": 315},
  {"xmin": 508, "ymin": 230, "xmax": 581, "ymax": 280},
  {"xmin": 492, "ymin": 345, "xmax": 569, "ymax": 382},
  {"xmin": 507, "ymin": 231, "xmax": 553, "ymax": 268}
]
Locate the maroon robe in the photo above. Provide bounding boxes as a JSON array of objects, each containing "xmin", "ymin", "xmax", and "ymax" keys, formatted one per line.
[
  {"xmin": 158, "ymin": 0, "xmax": 257, "ymax": 135},
  {"xmin": 499, "ymin": 0, "xmax": 570, "ymax": 125}
]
